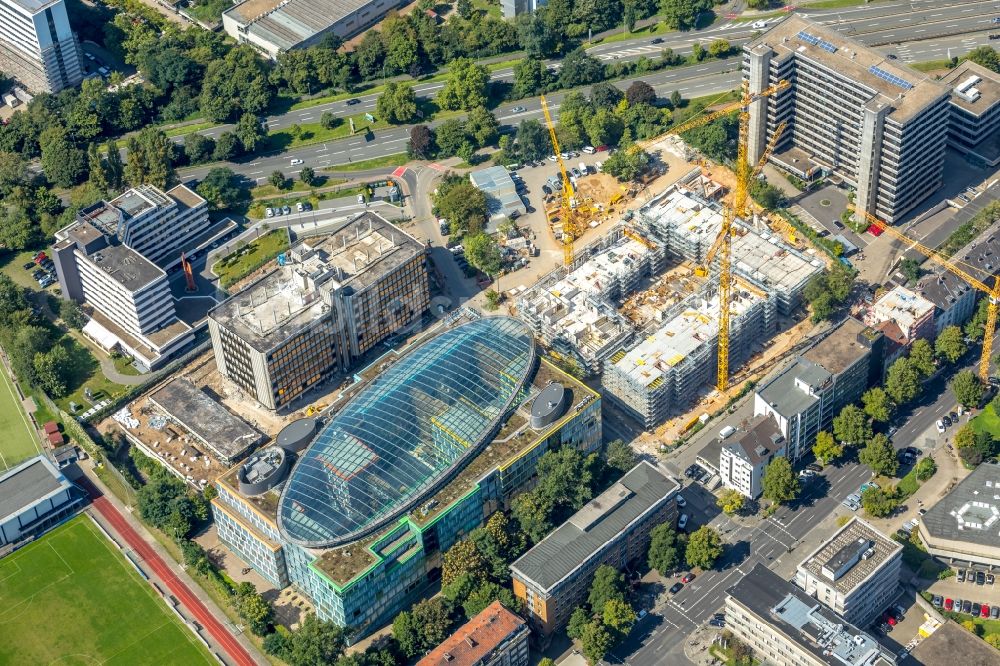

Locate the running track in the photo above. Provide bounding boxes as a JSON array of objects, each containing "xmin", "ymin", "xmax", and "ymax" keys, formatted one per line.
[{"xmin": 80, "ymin": 478, "xmax": 257, "ymax": 666}]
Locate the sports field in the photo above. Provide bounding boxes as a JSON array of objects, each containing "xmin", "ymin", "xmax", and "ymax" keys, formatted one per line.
[
  {"xmin": 0, "ymin": 361, "xmax": 40, "ymax": 471},
  {"xmin": 0, "ymin": 516, "xmax": 214, "ymax": 665}
]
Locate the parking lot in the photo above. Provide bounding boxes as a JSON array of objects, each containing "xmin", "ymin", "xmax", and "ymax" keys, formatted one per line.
[{"xmin": 926, "ymin": 568, "xmax": 1000, "ymax": 621}]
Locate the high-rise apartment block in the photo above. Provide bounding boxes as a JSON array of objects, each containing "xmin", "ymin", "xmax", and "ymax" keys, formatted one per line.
[
  {"xmin": 745, "ymin": 16, "xmax": 951, "ymax": 223},
  {"xmin": 207, "ymin": 213, "xmax": 429, "ymax": 411},
  {"xmin": 0, "ymin": 0, "xmax": 83, "ymax": 93},
  {"xmin": 794, "ymin": 517, "xmax": 902, "ymax": 626}
]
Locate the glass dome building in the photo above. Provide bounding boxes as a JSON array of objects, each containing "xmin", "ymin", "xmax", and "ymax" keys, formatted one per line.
[{"xmin": 278, "ymin": 317, "xmax": 537, "ymax": 548}]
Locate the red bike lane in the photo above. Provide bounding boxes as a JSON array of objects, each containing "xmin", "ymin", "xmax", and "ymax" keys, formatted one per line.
[{"xmin": 81, "ymin": 478, "xmax": 258, "ymax": 666}]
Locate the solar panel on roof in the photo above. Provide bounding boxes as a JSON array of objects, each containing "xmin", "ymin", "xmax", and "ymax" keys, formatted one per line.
[
  {"xmin": 818, "ymin": 39, "xmax": 837, "ymax": 53},
  {"xmin": 868, "ymin": 65, "xmax": 913, "ymax": 90},
  {"xmin": 796, "ymin": 30, "xmax": 819, "ymax": 45}
]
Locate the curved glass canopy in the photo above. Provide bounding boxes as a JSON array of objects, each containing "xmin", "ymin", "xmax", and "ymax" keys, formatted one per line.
[{"xmin": 278, "ymin": 317, "xmax": 536, "ymax": 548}]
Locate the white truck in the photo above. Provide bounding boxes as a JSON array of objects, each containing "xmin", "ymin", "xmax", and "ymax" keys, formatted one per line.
[{"xmin": 718, "ymin": 425, "xmax": 736, "ymax": 440}]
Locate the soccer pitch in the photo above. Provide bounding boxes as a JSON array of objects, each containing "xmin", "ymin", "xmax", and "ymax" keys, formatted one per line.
[
  {"xmin": 0, "ymin": 362, "xmax": 41, "ymax": 471},
  {"xmin": 0, "ymin": 516, "xmax": 214, "ymax": 665}
]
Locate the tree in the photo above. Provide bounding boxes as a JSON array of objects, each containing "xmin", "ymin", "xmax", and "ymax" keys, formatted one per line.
[
  {"xmin": 408, "ymin": 125, "xmax": 435, "ymax": 159},
  {"xmin": 484, "ymin": 289, "xmax": 501, "ymax": 311},
  {"xmin": 213, "ymin": 132, "xmax": 242, "ymax": 162},
  {"xmin": 859, "ymin": 433, "xmax": 898, "ymax": 477},
  {"xmin": 105, "ymin": 140, "xmax": 125, "ymax": 192},
  {"xmin": 392, "ymin": 611, "xmax": 422, "ymax": 659},
  {"xmin": 707, "ymin": 39, "xmax": 731, "ymax": 58},
  {"xmin": 462, "ymin": 582, "xmax": 521, "ymax": 619},
  {"xmin": 603, "ymin": 598, "xmax": 636, "ymax": 635},
  {"xmin": 125, "ymin": 128, "xmax": 175, "ymax": 189},
  {"xmin": 691, "ymin": 42, "xmax": 705, "ymax": 61},
  {"xmin": 33, "ymin": 345, "xmax": 70, "ymax": 397},
  {"xmin": 967, "ymin": 46, "xmax": 1000, "ymax": 73},
  {"xmin": 717, "ymin": 489, "xmax": 745, "ymax": 515},
  {"xmin": 908, "ymin": 338, "xmax": 936, "ymax": 377},
  {"xmin": 410, "ymin": 597, "xmax": 453, "ymax": 651},
  {"xmin": 935, "ymin": 325, "xmax": 967, "ymax": 363},
  {"xmin": 233, "ymin": 583, "xmax": 273, "ymax": 636},
  {"xmin": 466, "ymin": 107, "xmax": 500, "ymax": 148},
  {"xmin": 749, "ymin": 179, "xmax": 784, "ymax": 209},
  {"xmin": 602, "ymin": 148, "xmax": 651, "ymax": 181},
  {"xmin": 567, "ymin": 607, "xmax": 591, "ymax": 640},
  {"xmin": 625, "ymin": 81, "xmax": 657, "ymax": 106},
  {"xmin": 59, "ymin": 300, "xmax": 88, "ymax": 329},
  {"xmin": 955, "ymin": 423, "xmax": 977, "ymax": 450},
  {"xmin": 235, "ymin": 113, "xmax": 264, "ymax": 153},
  {"xmin": 761, "ymin": 457, "xmax": 799, "ymax": 504},
  {"xmin": 952, "ymin": 370, "xmax": 985, "ymax": 408},
  {"xmin": 438, "ymin": 59, "xmax": 490, "ymax": 111},
  {"xmin": 899, "ymin": 257, "xmax": 921, "ymax": 285},
  {"xmin": 516, "ymin": 120, "xmax": 549, "ymax": 162},
  {"xmin": 433, "ymin": 177, "xmax": 488, "ymax": 236},
  {"xmin": 375, "ymin": 82, "xmax": 418, "ymax": 124},
  {"xmin": 442, "ymin": 539, "xmax": 486, "ymax": 588},
  {"xmin": 670, "ymin": 90, "xmax": 683, "ymax": 108},
  {"xmin": 591, "ymin": 82, "xmax": 624, "ymax": 109},
  {"xmin": 196, "ymin": 167, "xmax": 242, "ymax": 210},
  {"xmin": 558, "ymin": 48, "xmax": 605, "ymax": 89},
  {"xmin": 39, "ymin": 127, "xmax": 86, "ymax": 188},
  {"xmin": 200, "ymin": 45, "xmax": 274, "ymax": 122},
  {"xmin": 512, "ymin": 491, "xmax": 553, "ymax": 544},
  {"xmin": 87, "ymin": 143, "xmax": 109, "ymax": 195},
  {"xmin": 885, "ymin": 357, "xmax": 921, "ymax": 405},
  {"xmin": 290, "ymin": 613, "xmax": 346, "ymax": 666},
  {"xmin": 685, "ymin": 526, "xmax": 723, "ymax": 570},
  {"xmin": 0, "ymin": 206, "xmax": 41, "ymax": 251},
  {"xmin": 605, "ymin": 439, "xmax": 636, "ymax": 474},
  {"xmin": 862, "ymin": 387, "xmax": 894, "ymax": 423},
  {"xmin": 513, "ymin": 57, "xmax": 550, "ymax": 100},
  {"xmin": 588, "ymin": 565, "xmax": 626, "ymax": 612},
  {"xmin": 184, "ymin": 133, "xmax": 216, "ymax": 165},
  {"xmin": 580, "ymin": 621, "xmax": 614, "ymax": 665},
  {"xmin": 435, "ymin": 119, "xmax": 470, "ymax": 157},
  {"xmin": 647, "ymin": 522, "xmax": 681, "ymax": 575},
  {"xmin": 832, "ymin": 404, "xmax": 872, "ymax": 446},
  {"xmin": 270, "ymin": 170, "xmax": 287, "ymax": 189},
  {"xmin": 813, "ymin": 431, "xmax": 844, "ymax": 466},
  {"xmin": 915, "ymin": 456, "xmax": 937, "ymax": 481},
  {"xmin": 299, "ymin": 166, "xmax": 316, "ymax": 186},
  {"xmin": 320, "ymin": 112, "xmax": 338, "ymax": 130},
  {"xmin": 861, "ymin": 486, "xmax": 897, "ymax": 518},
  {"xmin": 465, "ymin": 233, "xmax": 503, "ymax": 275}
]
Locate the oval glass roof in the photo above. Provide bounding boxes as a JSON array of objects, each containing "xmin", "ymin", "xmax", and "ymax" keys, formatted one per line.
[{"xmin": 278, "ymin": 317, "xmax": 536, "ymax": 548}]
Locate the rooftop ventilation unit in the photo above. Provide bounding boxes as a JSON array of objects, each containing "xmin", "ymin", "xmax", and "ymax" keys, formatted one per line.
[{"xmin": 954, "ymin": 74, "xmax": 983, "ymax": 103}]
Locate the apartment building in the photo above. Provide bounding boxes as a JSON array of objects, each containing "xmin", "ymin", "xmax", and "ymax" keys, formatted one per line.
[
  {"xmin": 719, "ymin": 414, "xmax": 785, "ymax": 499},
  {"xmin": 51, "ymin": 218, "xmax": 194, "ymax": 370},
  {"xmin": 417, "ymin": 601, "xmax": 529, "ymax": 666},
  {"xmin": 602, "ymin": 279, "xmax": 776, "ymax": 428},
  {"xmin": 861, "ymin": 285, "xmax": 935, "ymax": 368},
  {"xmin": 510, "ymin": 461, "xmax": 679, "ymax": 635},
  {"xmin": 941, "ymin": 61, "xmax": 1000, "ymax": 167},
  {"xmin": 745, "ymin": 16, "xmax": 951, "ymax": 223},
  {"xmin": 208, "ymin": 213, "xmax": 428, "ymax": 410},
  {"xmin": 212, "ymin": 318, "xmax": 602, "ymax": 641},
  {"xmin": 726, "ymin": 564, "xmax": 896, "ymax": 666},
  {"xmin": 754, "ymin": 317, "xmax": 882, "ymax": 461},
  {"xmin": 0, "ymin": 0, "xmax": 83, "ymax": 93},
  {"xmin": 794, "ymin": 517, "xmax": 902, "ymax": 626}
]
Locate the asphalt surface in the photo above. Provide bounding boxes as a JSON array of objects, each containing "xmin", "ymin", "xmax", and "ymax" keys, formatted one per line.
[{"xmin": 176, "ymin": 0, "xmax": 1000, "ymax": 184}]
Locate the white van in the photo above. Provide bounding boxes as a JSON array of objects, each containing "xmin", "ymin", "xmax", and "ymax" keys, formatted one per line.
[
  {"xmin": 582, "ymin": 146, "xmax": 596, "ymax": 154},
  {"xmin": 578, "ymin": 161, "xmax": 588, "ymax": 175},
  {"xmin": 595, "ymin": 161, "xmax": 603, "ymax": 172},
  {"xmin": 719, "ymin": 425, "xmax": 736, "ymax": 440}
]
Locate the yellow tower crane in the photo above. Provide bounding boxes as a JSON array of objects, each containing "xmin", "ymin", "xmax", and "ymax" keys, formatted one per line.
[{"xmin": 863, "ymin": 211, "xmax": 1000, "ymax": 382}]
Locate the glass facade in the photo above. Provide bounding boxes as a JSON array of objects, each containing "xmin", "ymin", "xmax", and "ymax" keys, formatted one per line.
[{"xmin": 278, "ymin": 318, "xmax": 536, "ymax": 548}]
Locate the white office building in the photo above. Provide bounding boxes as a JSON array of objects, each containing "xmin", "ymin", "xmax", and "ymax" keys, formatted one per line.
[
  {"xmin": 0, "ymin": 0, "xmax": 83, "ymax": 93},
  {"xmin": 719, "ymin": 414, "xmax": 785, "ymax": 499}
]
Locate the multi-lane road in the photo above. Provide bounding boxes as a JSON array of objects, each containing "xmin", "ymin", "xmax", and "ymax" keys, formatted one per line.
[{"xmin": 178, "ymin": 0, "xmax": 1000, "ymax": 183}]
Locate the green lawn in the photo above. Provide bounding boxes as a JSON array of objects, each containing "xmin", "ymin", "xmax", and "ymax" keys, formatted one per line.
[
  {"xmin": 324, "ymin": 153, "xmax": 408, "ymax": 173},
  {"xmin": 251, "ymin": 176, "xmax": 343, "ymax": 199},
  {"xmin": 213, "ymin": 229, "xmax": 291, "ymax": 289},
  {"xmin": 164, "ymin": 120, "xmax": 219, "ymax": 138},
  {"xmin": 972, "ymin": 403, "xmax": 1000, "ymax": 439},
  {"xmin": 0, "ymin": 359, "xmax": 41, "ymax": 471},
  {"xmin": 0, "ymin": 516, "xmax": 213, "ymax": 665}
]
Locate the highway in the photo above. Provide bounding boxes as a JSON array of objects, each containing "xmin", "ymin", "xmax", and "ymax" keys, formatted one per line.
[{"xmin": 176, "ymin": 0, "xmax": 1000, "ymax": 183}]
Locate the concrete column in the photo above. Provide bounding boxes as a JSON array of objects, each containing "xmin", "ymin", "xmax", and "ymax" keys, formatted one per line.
[
  {"xmin": 856, "ymin": 103, "xmax": 888, "ymax": 223},
  {"xmin": 747, "ymin": 46, "xmax": 773, "ymax": 167}
]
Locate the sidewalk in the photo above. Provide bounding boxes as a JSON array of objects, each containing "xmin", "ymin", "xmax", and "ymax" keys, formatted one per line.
[{"xmin": 78, "ymin": 468, "xmax": 264, "ymax": 666}]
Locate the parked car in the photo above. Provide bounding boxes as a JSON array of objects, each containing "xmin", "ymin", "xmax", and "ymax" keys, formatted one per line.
[
  {"xmin": 973, "ymin": 603, "xmax": 982, "ymax": 616},
  {"xmin": 992, "ymin": 606, "xmax": 999, "ymax": 619},
  {"xmin": 511, "ymin": 106, "xmax": 526, "ymax": 113},
  {"xmin": 296, "ymin": 202, "xmax": 304, "ymax": 212},
  {"xmin": 290, "ymin": 158, "xmax": 303, "ymax": 166},
  {"xmin": 958, "ymin": 569, "xmax": 967, "ymax": 583},
  {"xmin": 709, "ymin": 618, "xmax": 725, "ymax": 627},
  {"xmin": 681, "ymin": 572, "xmax": 695, "ymax": 583},
  {"xmin": 988, "ymin": 573, "xmax": 995, "ymax": 585},
  {"xmin": 983, "ymin": 605, "xmax": 991, "ymax": 618},
  {"xmin": 963, "ymin": 600, "xmax": 973, "ymax": 614},
  {"xmin": 978, "ymin": 571, "xmax": 987, "ymax": 585},
  {"xmin": 943, "ymin": 415, "xmax": 952, "ymax": 428},
  {"xmin": 678, "ymin": 514, "xmax": 689, "ymax": 530},
  {"xmin": 22, "ymin": 261, "xmax": 34, "ymax": 270},
  {"xmin": 936, "ymin": 420, "xmax": 945, "ymax": 433},
  {"xmin": 669, "ymin": 582, "xmax": 683, "ymax": 594},
  {"xmin": 676, "ymin": 495, "xmax": 687, "ymax": 508},
  {"xmin": 806, "ymin": 463, "xmax": 823, "ymax": 472},
  {"xmin": 945, "ymin": 598, "xmax": 954, "ymax": 611},
  {"xmin": 542, "ymin": 185, "xmax": 553, "ymax": 195},
  {"xmin": 955, "ymin": 598, "xmax": 964, "ymax": 613},
  {"xmin": 932, "ymin": 595, "xmax": 943, "ymax": 607},
  {"xmin": 950, "ymin": 411, "xmax": 959, "ymax": 422},
  {"xmin": 282, "ymin": 205, "xmax": 291, "ymax": 215}
]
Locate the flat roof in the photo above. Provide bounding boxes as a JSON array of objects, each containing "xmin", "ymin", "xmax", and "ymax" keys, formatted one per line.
[
  {"xmin": 166, "ymin": 184, "xmax": 207, "ymax": 210},
  {"xmin": 921, "ymin": 462, "xmax": 1000, "ymax": 550},
  {"xmin": 867, "ymin": 286, "xmax": 934, "ymax": 335},
  {"xmin": 7, "ymin": 0, "xmax": 62, "ymax": 13},
  {"xmin": 148, "ymin": 378, "xmax": 265, "ymax": 463},
  {"xmin": 798, "ymin": 517, "xmax": 901, "ymax": 595},
  {"xmin": 110, "ymin": 185, "xmax": 172, "ymax": 220},
  {"xmin": 511, "ymin": 462, "xmax": 679, "ymax": 591},
  {"xmin": 728, "ymin": 564, "xmax": 894, "ymax": 666},
  {"xmin": 907, "ymin": 621, "xmax": 1000, "ymax": 666},
  {"xmin": 941, "ymin": 61, "xmax": 1000, "ymax": 118},
  {"xmin": 748, "ymin": 15, "xmax": 948, "ymax": 124},
  {"xmin": 757, "ymin": 357, "xmax": 829, "ymax": 418},
  {"xmin": 918, "ymin": 218, "xmax": 1000, "ymax": 310},
  {"xmin": 417, "ymin": 601, "xmax": 527, "ymax": 666},
  {"xmin": 469, "ymin": 166, "xmax": 527, "ymax": 220},
  {"xmin": 0, "ymin": 456, "xmax": 68, "ymax": 522},
  {"xmin": 224, "ymin": 0, "xmax": 381, "ymax": 51},
  {"xmin": 84, "ymin": 240, "xmax": 165, "ymax": 292},
  {"xmin": 802, "ymin": 316, "xmax": 875, "ymax": 376},
  {"xmin": 210, "ymin": 213, "xmax": 423, "ymax": 353},
  {"xmin": 611, "ymin": 281, "xmax": 766, "ymax": 388},
  {"xmin": 731, "ymin": 222, "xmax": 824, "ymax": 297}
]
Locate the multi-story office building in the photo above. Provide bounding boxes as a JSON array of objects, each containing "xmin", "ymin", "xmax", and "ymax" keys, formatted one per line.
[
  {"xmin": 500, "ymin": 0, "xmax": 545, "ymax": 19},
  {"xmin": 0, "ymin": 0, "xmax": 83, "ymax": 93},
  {"xmin": 52, "ymin": 215, "xmax": 195, "ymax": 371},
  {"xmin": 719, "ymin": 414, "xmax": 785, "ymax": 499},
  {"xmin": 726, "ymin": 564, "xmax": 896, "ymax": 666},
  {"xmin": 212, "ymin": 317, "xmax": 602, "ymax": 641},
  {"xmin": 208, "ymin": 213, "xmax": 428, "ymax": 410},
  {"xmin": 0, "ymin": 455, "xmax": 86, "ymax": 547},
  {"xmin": 941, "ymin": 61, "xmax": 1000, "ymax": 167},
  {"xmin": 417, "ymin": 601, "xmax": 529, "ymax": 666},
  {"xmin": 754, "ymin": 317, "xmax": 882, "ymax": 461},
  {"xmin": 510, "ymin": 461, "xmax": 679, "ymax": 635},
  {"xmin": 794, "ymin": 517, "xmax": 902, "ymax": 626},
  {"xmin": 745, "ymin": 16, "xmax": 951, "ymax": 223},
  {"xmin": 919, "ymin": 463, "xmax": 1000, "ymax": 568}
]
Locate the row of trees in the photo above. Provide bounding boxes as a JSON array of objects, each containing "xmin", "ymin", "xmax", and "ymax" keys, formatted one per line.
[{"xmin": 567, "ymin": 566, "xmax": 639, "ymax": 664}]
